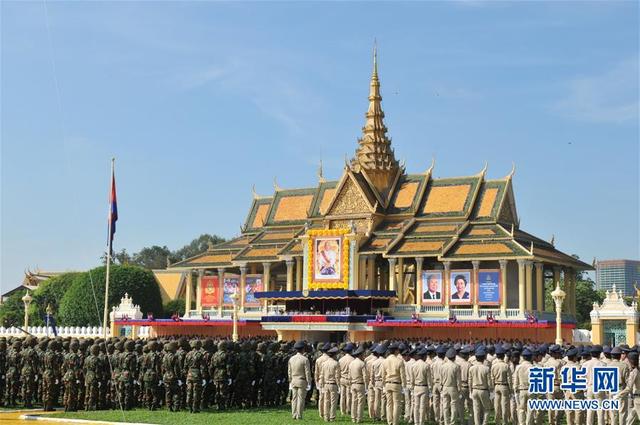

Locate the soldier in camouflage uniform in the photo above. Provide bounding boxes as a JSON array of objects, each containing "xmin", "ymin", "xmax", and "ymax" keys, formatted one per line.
[
  {"xmin": 119, "ymin": 340, "xmax": 138, "ymax": 410},
  {"xmin": 233, "ymin": 341, "xmax": 254, "ymax": 409},
  {"xmin": 97, "ymin": 342, "xmax": 109, "ymax": 410},
  {"xmin": 35, "ymin": 339, "xmax": 48, "ymax": 404},
  {"xmin": 63, "ymin": 340, "xmax": 82, "ymax": 412},
  {"xmin": 21, "ymin": 337, "xmax": 40, "ymax": 407},
  {"xmin": 185, "ymin": 339, "xmax": 205, "ymax": 413},
  {"xmin": 211, "ymin": 341, "xmax": 232, "ymax": 410},
  {"xmin": 261, "ymin": 342, "xmax": 279, "ymax": 407},
  {"xmin": 110, "ymin": 341, "xmax": 122, "ymax": 409},
  {"xmin": 0, "ymin": 339, "xmax": 6, "ymax": 407},
  {"xmin": 83, "ymin": 344, "xmax": 101, "ymax": 411},
  {"xmin": 162, "ymin": 341, "xmax": 180, "ymax": 412},
  {"xmin": 5, "ymin": 339, "xmax": 22, "ymax": 407},
  {"xmin": 142, "ymin": 341, "xmax": 161, "ymax": 410},
  {"xmin": 42, "ymin": 340, "xmax": 62, "ymax": 411},
  {"xmin": 201, "ymin": 338, "xmax": 216, "ymax": 410}
]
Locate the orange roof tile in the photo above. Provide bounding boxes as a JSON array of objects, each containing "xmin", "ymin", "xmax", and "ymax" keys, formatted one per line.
[
  {"xmin": 423, "ymin": 184, "xmax": 470, "ymax": 214},
  {"xmin": 393, "ymin": 181, "xmax": 419, "ymax": 209},
  {"xmin": 397, "ymin": 240, "xmax": 445, "ymax": 253},
  {"xmin": 188, "ymin": 253, "xmax": 234, "ymax": 264},
  {"xmin": 252, "ymin": 204, "xmax": 270, "ymax": 228},
  {"xmin": 273, "ymin": 195, "xmax": 314, "ymax": 222},
  {"xmin": 477, "ymin": 187, "xmax": 498, "ymax": 217},
  {"xmin": 319, "ymin": 188, "xmax": 336, "ymax": 214},
  {"xmin": 455, "ymin": 243, "xmax": 512, "ymax": 255},
  {"xmin": 468, "ymin": 228, "xmax": 496, "ymax": 236}
]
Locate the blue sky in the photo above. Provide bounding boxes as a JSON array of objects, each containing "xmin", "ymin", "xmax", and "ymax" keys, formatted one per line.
[{"xmin": 1, "ymin": 1, "xmax": 638, "ymax": 293}]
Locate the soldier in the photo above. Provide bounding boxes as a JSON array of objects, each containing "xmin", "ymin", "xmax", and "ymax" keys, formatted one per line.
[
  {"xmin": 42, "ymin": 339, "xmax": 61, "ymax": 411},
  {"xmin": 364, "ymin": 343, "xmax": 377, "ymax": 420},
  {"xmin": 609, "ymin": 346, "xmax": 630, "ymax": 425},
  {"xmin": 403, "ymin": 347, "xmax": 416, "ymax": 424},
  {"xmin": 175, "ymin": 338, "xmax": 188, "ymax": 410},
  {"xmin": 200, "ymin": 339, "xmax": 215, "ymax": 409},
  {"xmin": 381, "ymin": 342, "xmax": 406, "ymax": 425},
  {"xmin": 431, "ymin": 345, "xmax": 446, "ymax": 424},
  {"xmin": 491, "ymin": 345, "xmax": 512, "ymax": 425},
  {"xmin": 562, "ymin": 347, "xmax": 585, "ymax": 425},
  {"xmin": 513, "ymin": 348, "xmax": 534, "ymax": 425},
  {"xmin": 468, "ymin": 347, "xmax": 492, "ymax": 425},
  {"xmin": 21, "ymin": 336, "xmax": 39, "ymax": 407},
  {"xmin": 63, "ymin": 340, "xmax": 82, "ymax": 412},
  {"xmin": 184, "ymin": 339, "xmax": 205, "ymax": 413},
  {"xmin": 348, "ymin": 345, "xmax": 368, "ymax": 423},
  {"xmin": 142, "ymin": 341, "xmax": 162, "ymax": 411},
  {"xmin": 456, "ymin": 345, "xmax": 472, "ymax": 425},
  {"xmin": 371, "ymin": 344, "xmax": 387, "ymax": 422},
  {"xmin": 288, "ymin": 340, "xmax": 312, "ymax": 420},
  {"xmin": 319, "ymin": 346, "xmax": 340, "ymax": 422},
  {"xmin": 5, "ymin": 339, "xmax": 22, "ymax": 407},
  {"xmin": 97, "ymin": 342, "xmax": 110, "ymax": 410},
  {"xmin": 440, "ymin": 348, "xmax": 461, "ymax": 425},
  {"xmin": 508, "ymin": 348, "xmax": 520, "ymax": 425},
  {"xmin": 314, "ymin": 342, "xmax": 330, "ymax": 418},
  {"xmin": 161, "ymin": 341, "xmax": 180, "ymax": 412},
  {"xmin": 615, "ymin": 351, "xmax": 639, "ymax": 424},
  {"xmin": 110, "ymin": 341, "xmax": 123, "ymax": 409},
  {"xmin": 211, "ymin": 340, "xmax": 232, "ymax": 410},
  {"xmin": 234, "ymin": 341, "xmax": 255, "ymax": 408},
  {"xmin": 119, "ymin": 340, "xmax": 138, "ymax": 410},
  {"xmin": 412, "ymin": 347, "xmax": 431, "ymax": 425},
  {"xmin": 83, "ymin": 344, "xmax": 101, "ymax": 411},
  {"xmin": 339, "ymin": 342, "xmax": 354, "ymax": 416},
  {"xmin": 544, "ymin": 345, "xmax": 564, "ymax": 425},
  {"xmin": 260, "ymin": 342, "xmax": 278, "ymax": 407},
  {"xmin": 583, "ymin": 345, "xmax": 606, "ymax": 425},
  {"xmin": 0, "ymin": 339, "xmax": 7, "ymax": 407}
]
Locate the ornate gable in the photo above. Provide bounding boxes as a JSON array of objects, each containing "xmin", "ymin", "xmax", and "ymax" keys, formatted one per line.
[{"xmin": 326, "ymin": 175, "xmax": 374, "ymax": 216}]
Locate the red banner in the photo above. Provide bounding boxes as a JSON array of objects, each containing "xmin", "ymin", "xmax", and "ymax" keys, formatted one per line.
[{"xmin": 201, "ymin": 276, "xmax": 219, "ymax": 308}]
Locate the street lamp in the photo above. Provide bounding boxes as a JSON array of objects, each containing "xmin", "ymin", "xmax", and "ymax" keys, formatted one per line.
[
  {"xmin": 21, "ymin": 290, "xmax": 33, "ymax": 335},
  {"xmin": 551, "ymin": 283, "xmax": 566, "ymax": 345},
  {"xmin": 230, "ymin": 291, "xmax": 239, "ymax": 342}
]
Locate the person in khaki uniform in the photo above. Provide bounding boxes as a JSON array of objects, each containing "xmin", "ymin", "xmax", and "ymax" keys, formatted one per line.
[
  {"xmin": 562, "ymin": 348, "xmax": 585, "ymax": 425},
  {"xmin": 425, "ymin": 346, "xmax": 436, "ymax": 422},
  {"xmin": 348, "ymin": 345, "xmax": 368, "ymax": 423},
  {"xmin": 508, "ymin": 349, "xmax": 520, "ymax": 425},
  {"xmin": 583, "ymin": 346, "xmax": 606, "ymax": 425},
  {"xmin": 544, "ymin": 345, "xmax": 564, "ymax": 425},
  {"xmin": 371, "ymin": 345, "xmax": 387, "ymax": 422},
  {"xmin": 339, "ymin": 343, "xmax": 355, "ymax": 416},
  {"xmin": 288, "ymin": 341, "xmax": 312, "ymax": 420},
  {"xmin": 456, "ymin": 346, "xmax": 472, "ymax": 424},
  {"xmin": 365, "ymin": 344, "xmax": 378, "ymax": 420},
  {"xmin": 513, "ymin": 348, "xmax": 534, "ymax": 425},
  {"xmin": 491, "ymin": 345, "xmax": 512, "ymax": 425},
  {"xmin": 381, "ymin": 342, "xmax": 406, "ymax": 425},
  {"xmin": 403, "ymin": 348, "xmax": 416, "ymax": 424},
  {"xmin": 431, "ymin": 345, "xmax": 446, "ymax": 424},
  {"xmin": 319, "ymin": 347, "xmax": 341, "ymax": 422},
  {"xmin": 610, "ymin": 347, "xmax": 630, "ymax": 425},
  {"xmin": 440, "ymin": 348, "xmax": 461, "ymax": 425},
  {"xmin": 616, "ymin": 351, "xmax": 640, "ymax": 425},
  {"xmin": 412, "ymin": 347, "xmax": 431, "ymax": 425},
  {"xmin": 314, "ymin": 343, "xmax": 330, "ymax": 419},
  {"xmin": 469, "ymin": 348, "xmax": 493, "ymax": 425}
]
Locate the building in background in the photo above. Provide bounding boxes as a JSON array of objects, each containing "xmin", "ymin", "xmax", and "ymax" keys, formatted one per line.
[{"xmin": 596, "ymin": 259, "xmax": 640, "ymax": 296}]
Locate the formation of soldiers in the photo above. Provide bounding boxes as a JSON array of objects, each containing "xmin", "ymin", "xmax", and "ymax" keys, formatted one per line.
[{"xmin": 1, "ymin": 334, "xmax": 640, "ymax": 425}]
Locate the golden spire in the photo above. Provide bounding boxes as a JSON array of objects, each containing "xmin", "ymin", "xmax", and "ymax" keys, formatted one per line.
[{"xmin": 352, "ymin": 43, "xmax": 399, "ymax": 194}]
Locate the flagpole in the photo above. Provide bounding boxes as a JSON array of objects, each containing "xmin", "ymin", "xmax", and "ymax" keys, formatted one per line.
[{"xmin": 103, "ymin": 158, "xmax": 115, "ymax": 339}]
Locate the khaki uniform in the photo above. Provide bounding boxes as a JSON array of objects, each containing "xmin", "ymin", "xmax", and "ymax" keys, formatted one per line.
[
  {"xmin": 562, "ymin": 360, "xmax": 585, "ymax": 425},
  {"xmin": 404, "ymin": 357, "xmax": 415, "ymax": 424},
  {"xmin": 609, "ymin": 359, "xmax": 630, "ymax": 425},
  {"xmin": 513, "ymin": 359, "xmax": 533, "ymax": 425},
  {"xmin": 544, "ymin": 357, "xmax": 564, "ymax": 425},
  {"xmin": 617, "ymin": 366, "xmax": 640, "ymax": 425},
  {"xmin": 365, "ymin": 353, "xmax": 377, "ymax": 419},
  {"xmin": 372, "ymin": 356, "xmax": 387, "ymax": 421},
  {"xmin": 288, "ymin": 352, "xmax": 312, "ymax": 420},
  {"xmin": 339, "ymin": 353, "xmax": 354, "ymax": 415},
  {"xmin": 381, "ymin": 354, "xmax": 406, "ymax": 425},
  {"xmin": 440, "ymin": 359, "xmax": 461, "ymax": 425},
  {"xmin": 431, "ymin": 357, "xmax": 444, "ymax": 423},
  {"xmin": 315, "ymin": 353, "xmax": 329, "ymax": 418},
  {"xmin": 583, "ymin": 357, "xmax": 606, "ymax": 425},
  {"xmin": 491, "ymin": 358, "xmax": 512, "ymax": 425},
  {"xmin": 469, "ymin": 362, "xmax": 493, "ymax": 425},
  {"xmin": 509, "ymin": 361, "xmax": 518, "ymax": 425},
  {"xmin": 456, "ymin": 356, "xmax": 472, "ymax": 424},
  {"xmin": 348, "ymin": 357, "xmax": 368, "ymax": 423},
  {"xmin": 319, "ymin": 357, "xmax": 340, "ymax": 421},
  {"xmin": 411, "ymin": 359, "xmax": 431, "ymax": 425}
]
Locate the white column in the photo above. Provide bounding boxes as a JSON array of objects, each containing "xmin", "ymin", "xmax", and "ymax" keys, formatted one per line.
[
  {"xmin": 499, "ymin": 260, "xmax": 508, "ymax": 317},
  {"xmin": 415, "ymin": 257, "xmax": 424, "ymax": 310},
  {"xmin": 472, "ymin": 260, "xmax": 480, "ymax": 317},
  {"xmin": 535, "ymin": 262, "xmax": 544, "ymax": 312},
  {"xmin": 239, "ymin": 265, "xmax": 248, "ymax": 312},
  {"xmin": 444, "ymin": 261, "xmax": 451, "ymax": 311},
  {"xmin": 388, "ymin": 258, "xmax": 397, "ymax": 292},
  {"xmin": 185, "ymin": 270, "xmax": 193, "ymax": 317},
  {"xmin": 517, "ymin": 259, "xmax": 526, "ymax": 314},
  {"xmin": 286, "ymin": 259, "xmax": 294, "ymax": 292},
  {"xmin": 196, "ymin": 269, "xmax": 204, "ymax": 315},
  {"xmin": 217, "ymin": 268, "xmax": 225, "ymax": 317}
]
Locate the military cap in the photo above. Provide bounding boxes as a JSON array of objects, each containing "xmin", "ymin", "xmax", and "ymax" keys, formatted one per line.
[
  {"xmin": 611, "ymin": 346, "xmax": 622, "ymax": 355},
  {"xmin": 475, "ymin": 348, "xmax": 487, "ymax": 357},
  {"xmin": 322, "ymin": 342, "xmax": 331, "ymax": 351},
  {"xmin": 603, "ymin": 345, "xmax": 612, "ymax": 354},
  {"xmin": 445, "ymin": 348, "xmax": 456, "ymax": 359},
  {"xmin": 453, "ymin": 343, "xmax": 461, "ymax": 351},
  {"xmin": 495, "ymin": 345, "xmax": 506, "ymax": 355},
  {"xmin": 398, "ymin": 342, "xmax": 407, "ymax": 351},
  {"xmin": 327, "ymin": 347, "xmax": 339, "ymax": 355},
  {"xmin": 293, "ymin": 340, "xmax": 306, "ymax": 350},
  {"xmin": 418, "ymin": 347, "xmax": 428, "ymax": 356},
  {"xmin": 353, "ymin": 345, "xmax": 365, "ymax": 356},
  {"xmin": 388, "ymin": 342, "xmax": 400, "ymax": 350},
  {"xmin": 522, "ymin": 348, "xmax": 533, "ymax": 357},
  {"xmin": 581, "ymin": 349, "xmax": 591, "ymax": 358},
  {"xmin": 375, "ymin": 345, "xmax": 387, "ymax": 355},
  {"xmin": 436, "ymin": 345, "xmax": 447, "ymax": 355},
  {"xmin": 369, "ymin": 343, "xmax": 378, "ymax": 352},
  {"xmin": 427, "ymin": 345, "xmax": 436, "ymax": 352},
  {"xmin": 628, "ymin": 352, "xmax": 639, "ymax": 362},
  {"xmin": 503, "ymin": 343, "xmax": 512, "ymax": 351},
  {"xmin": 591, "ymin": 345, "xmax": 603, "ymax": 355},
  {"xmin": 566, "ymin": 347, "xmax": 578, "ymax": 357},
  {"xmin": 342, "ymin": 342, "xmax": 354, "ymax": 352}
]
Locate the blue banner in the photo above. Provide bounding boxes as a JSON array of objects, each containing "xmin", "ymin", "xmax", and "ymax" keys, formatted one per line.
[{"xmin": 478, "ymin": 271, "xmax": 500, "ymax": 304}]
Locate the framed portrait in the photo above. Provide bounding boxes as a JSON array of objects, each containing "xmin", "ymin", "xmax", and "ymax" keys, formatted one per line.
[
  {"xmin": 421, "ymin": 270, "xmax": 443, "ymax": 305},
  {"xmin": 222, "ymin": 274, "xmax": 239, "ymax": 306},
  {"xmin": 201, "ymin": 275, "xmax": 219, "ymax": 308},
  {"xmin": 449, "ymin": 270, "xmax": 472, "ymax": 305},
  {"xmin": 244, "ymin": 275, "xmax": 264, "ymax": 306},
  {"xmin": 477, "ymin": 270, "xmax": 501, "ymax": 305},
  {"xmin": 314, "ymin": 237, "xmax": 342, "ymax": 281}
]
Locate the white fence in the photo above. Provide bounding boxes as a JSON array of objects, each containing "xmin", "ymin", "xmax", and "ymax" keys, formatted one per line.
[{"xmin": 0, "ymin": 325, "xmax": 152, "ymax": 339}]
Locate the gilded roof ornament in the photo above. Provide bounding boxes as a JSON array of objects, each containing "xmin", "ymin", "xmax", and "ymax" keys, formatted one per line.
[
  {"xmin": 273, "ymin": 177, "xmax": 281, "ymax": 192},
  {"xmin": 506, "ymin": 162, "xmax": 516, "ymax": 180},
  {"xmin": 317, "ymin": 159, "xmax": 326, "ymax": 183},
  {"xmin": 478, "ymin": 161, "xmax": 488, "ymax": 177},
  {"xmin": 425, "ymin": 157, "xmax": 435, "ymax": 175}
]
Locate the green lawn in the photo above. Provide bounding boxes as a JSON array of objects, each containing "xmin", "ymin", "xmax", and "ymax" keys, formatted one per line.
[{"xmin": 57, "ymin": 407, "xmax": 361, "ymax": 425}]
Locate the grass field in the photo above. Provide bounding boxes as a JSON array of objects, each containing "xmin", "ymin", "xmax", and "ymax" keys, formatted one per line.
[{"xmin": 58, "ymin": 407, "xmax": 359, "ymax": 425}]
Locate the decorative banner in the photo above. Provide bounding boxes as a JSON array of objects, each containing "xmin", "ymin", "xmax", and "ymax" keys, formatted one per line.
[
  {"xmin": 421, "ymin": 271, "xmax": 443, "ymax": 305},
  {"xmin": 223, "ymin": 275, "xmax": 239, "ymax": 305},
  {"xmin": 478, "ymin": 270, "xmax": 501, "ymax": 305},
  {"xmin": 245, "ymin": 275, "xmax": 264, "ymax": 306},
  {"xmin": 307, "ymin": 229, "xmax": 350, "ymax": 290},
  {"xmin": 201, "ymin": 276, "xmax": 219, "ymax": 308},
  {"xmin": 450, "ymin": 270, "xmax": 472, "ymax": 305}
]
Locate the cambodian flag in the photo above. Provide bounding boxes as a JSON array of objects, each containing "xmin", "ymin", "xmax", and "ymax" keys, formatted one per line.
[{"xmin": 107, "ymin": 162, "xmax": 118, "ymax": 252}]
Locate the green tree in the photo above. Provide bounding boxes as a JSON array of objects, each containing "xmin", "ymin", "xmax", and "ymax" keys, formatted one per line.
[
  {"xmin": 28, "ymin": 273, "xmax": 81, "ymax": 326},
  {"xmin": 132, "ymin": 246, "xmax": 171, "ymax": 269},
  {"xmin": 171, "ymin": 234, "xmax": 226, "ymax": 262},
  {"xmin": 0, "ymin": 289, "xmax": 27, "ymax": 328},
  {"xmin": 59, "ymin": 265, "xmax": 163, "ymax": 326},
  {"xmin": 574, "ymin": 277, "xmax": 605, "ymax": 328},
  {"xmin": 163, "ymin": 299, "xmax": 186, "ymax": 318}
]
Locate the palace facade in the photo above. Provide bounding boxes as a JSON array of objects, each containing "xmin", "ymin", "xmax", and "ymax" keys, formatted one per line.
[{"xmin": 117, "ymin": 51, "xmax": 592, "ymax": 342}]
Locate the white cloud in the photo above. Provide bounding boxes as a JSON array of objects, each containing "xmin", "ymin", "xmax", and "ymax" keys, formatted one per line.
[{"xmin": 553, "ymin": 57, "xmax": 639, "ymax": 124}]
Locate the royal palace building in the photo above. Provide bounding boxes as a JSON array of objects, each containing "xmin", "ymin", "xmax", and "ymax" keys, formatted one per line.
[{"xmin": 117, "ymin": 51, "xmax": 592, "ymax": 343}]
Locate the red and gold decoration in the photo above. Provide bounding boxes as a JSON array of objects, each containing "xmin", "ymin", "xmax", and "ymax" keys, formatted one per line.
[
  {"xmin": 307, "ymin": 228, "xmax": 350, "ymax": 289},
  {"xmin": 201, "ymin": 276, "xmax": 219, "ymax": 308}
]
